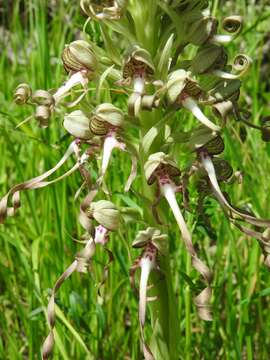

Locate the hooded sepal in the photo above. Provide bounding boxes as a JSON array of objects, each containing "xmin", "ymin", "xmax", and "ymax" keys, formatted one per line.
[
  {"xmin": 144, "ymin": 152, "xmax": 180, "ymax": 185},
  {"xmin": 88, "ymin": 200, "xmax": 120, "ymax": 231}
]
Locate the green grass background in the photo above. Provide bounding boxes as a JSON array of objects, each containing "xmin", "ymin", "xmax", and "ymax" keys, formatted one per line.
[{"xmin": 1, "ymin": 0, "xmax": 270, "ymax": 359}]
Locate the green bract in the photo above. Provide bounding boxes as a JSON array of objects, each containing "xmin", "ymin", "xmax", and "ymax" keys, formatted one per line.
[
  {"xmin": 186, "ymin": 15, "xmax": 217, "ymax": 45},
  {"xmin": 191, "ymin": 44, "xmax": 227, "ymax": 75}
]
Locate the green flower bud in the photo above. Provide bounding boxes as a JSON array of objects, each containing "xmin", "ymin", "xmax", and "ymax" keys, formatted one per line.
[
  {"xmin": 144, "ymin": 152, "xmax": 180, "ymax": 185},
  {"xmin": 14, "ymin": 83, "xmax": 32, "ymax": 105},
  {"xmin": 191, "ymin": 44, "xmax": 227, "ymax": 75},
  {"xmin": 32, "ymin": 90, "xmax": 54, "ymax": 106},
  {"xmin": 88, "ymin": 200, "xmax": 120, "ymax": 230},
  {"xmin": 62, "ymin": 40, "xmax": 98, "ymax": 76},
  {"xmin": 90, "ymin": 103, "xmax": 124, "ymax": 135},
  {"xmin": 63, "ymin": 110, "xmax": 92, "ymax": 139},
  {"xmin": 35, "ymin": 105, "xmax": 51, "ymax": 128},
  {"xmin": 132, "ymin": 227, "xmax": 168, "ymax": 254},
  {"xmin": 186, "ymin": 16, "xmax": 217, "ymax": 46},
  {"xmin": 123, "ymin": 45, "xmax": 155, "ymax": 80},
  {"xmin": 166, "ymin": 70, "xmax": 202, "ymax": 105}
]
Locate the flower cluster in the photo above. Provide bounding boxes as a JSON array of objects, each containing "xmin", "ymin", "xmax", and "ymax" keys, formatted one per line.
[{"xmin": 2, "ymin": 1, "xmax": 270, "ymax": 359}]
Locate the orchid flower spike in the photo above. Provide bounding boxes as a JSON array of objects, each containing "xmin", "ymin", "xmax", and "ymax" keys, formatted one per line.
[
  {"xmin": 144, "ymin": 152, "xmax": 213, "ymax": 321},
  {"xmin": 166, "ymin": 70, "xmax": 220, "ymax": 132},
  {"xmin": 122, "ymin": 45, "xmax": 155, "ymax": 117},
  {"xmin": 54, "ymin": 40, "xmax": 98, "ymax": 104}
]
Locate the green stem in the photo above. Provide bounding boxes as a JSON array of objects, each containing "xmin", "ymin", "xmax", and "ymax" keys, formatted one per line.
[{"xmin": 185, "ymin": 253, "xmax": 191, "ymax": 360}]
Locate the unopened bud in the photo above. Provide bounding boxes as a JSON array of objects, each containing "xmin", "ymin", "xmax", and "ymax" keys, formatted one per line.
[
  {"xmin": 14, "ymin": 83, "xmax": 32, "ymax": 104},
  {"xmin": 35, "ymin": 105, "xmax": 51, "ymax": 128}
]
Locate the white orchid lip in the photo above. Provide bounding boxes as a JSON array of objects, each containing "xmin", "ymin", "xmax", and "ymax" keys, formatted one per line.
[
  {"xmin": 53, "ymin": 70, "xmax": 88, "ymax": 103},
  {"xmin": 211, "ymin": 34, "xmax": 233, "ymax": 44},
  {"xmin": 133, "ymin": 76, "xmax": 145, "ymax": 95},
  {"xmin": 139, "ymin": 255, "xmax": 155, "ymax": 327},
  {"xmin": 100, "ymin": 131, "xmax": 126, "ymax": 178},
  {"xmin": 94, "ymin": 225, "xmax": 109, "ymax": 245}
]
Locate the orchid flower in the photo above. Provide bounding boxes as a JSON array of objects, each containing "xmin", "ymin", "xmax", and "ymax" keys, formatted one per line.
[
  {"xmin": 54, "ymin": 40, "xmax": 98, "ymax": 105},
  {"xmin": 144, "ymin": 152, "xmax": 213, "ymax": 320},
  {"xmin": 166, "ymin": 70, "xmax": 221, "ymax": 132},
  {"xmin": 122, "ymin": 45, "xmax": 155, "ymax": 117}
]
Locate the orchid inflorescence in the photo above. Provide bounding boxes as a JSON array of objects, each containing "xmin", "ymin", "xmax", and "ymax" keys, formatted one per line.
[{"xmin": 2, "ymin": 0, "xmax": 270, "ymax": 359}]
